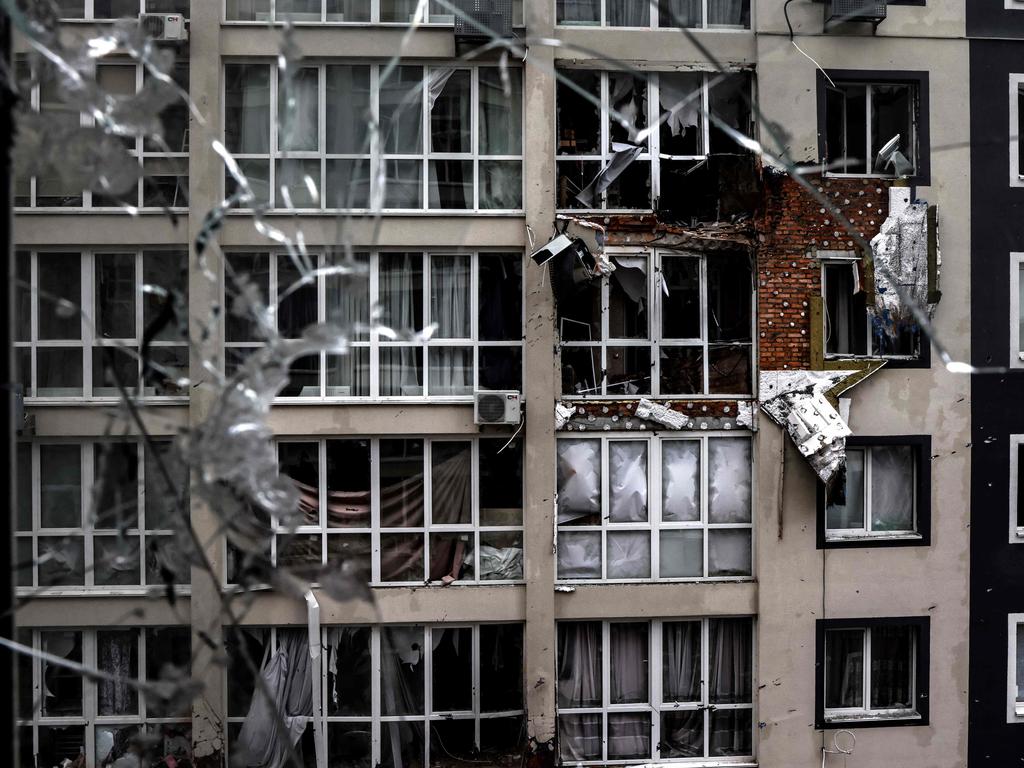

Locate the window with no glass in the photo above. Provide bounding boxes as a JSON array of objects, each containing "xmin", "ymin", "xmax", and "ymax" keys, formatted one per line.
[
  {"xmin": 558, "ymin": 249, "xmax": 753, "ymax": 397},
  {"xmin": 223, "ymin": 62, "xmax": 523, "ymax": 211},
  {"xmin": 556, "ymin": 435, "xmax": 753, "ymax": 581},
  {"xmin": 820, "ymin": 73, "xmax": 926, "ymax": 180},
  {"xmin": 224, "ymin": 250, "xmax": 522, "ymax": 398},
  {"xmin": 225, "ymin": 623, "xmax": 525, "ymax": 767},
  {"xmin": 556, "ymin": 618, "xmax": 754, "ymax": 764},
  {"xmin": 821, "ymin": 437, "xmax": 929, "ymax": 546},
  {"xmin": 818, "ymin": 617, "xmax": 928, "ymax": 727}
]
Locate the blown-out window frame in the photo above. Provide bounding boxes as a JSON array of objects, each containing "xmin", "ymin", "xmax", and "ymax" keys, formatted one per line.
[
  {"xmin": 14, "ymin": 58, "xmax": 189, "ymax": 212},
  {"xmin": 222, "ymin": 61, "xmax": 524, "ymax": 213},
  {"xmin": 555, "ymin": 434, "xmax": 754, "ymax": 583},
  {"xmin": 224, "ymin": 623, "xmax": 526, "ymax": 765},
  {"xmin": 15, "ymin": 249, "xmax": 189, "ymax": 402},
  {"xmin": 16, "ymin": 626, "xmax": 192, "ymax": 768},
  {"xmin": 15, "ymin": 439, "xmax": 190, "ymax": 594},
  {"xmin": 223, "ymin": 249, "xmax": 524, "ymax": 400},
  {"xmin": 555, "ymin": 617, "xmax": 755, "ymax": 766}
]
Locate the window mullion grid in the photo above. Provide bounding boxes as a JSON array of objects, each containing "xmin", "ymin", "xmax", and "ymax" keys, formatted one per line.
[
  {"xmin": 702, "ymin": 75, "xmax": 711, "ymax": 156},
  {"xmin": 29, "ymin": 252, "xmax": 37, "ymax": 397},
  {"xmin": 270, "ymin": 65, "xmax": 279, "ymax": 208},
  {"xmin": 472, "ymin": 70, "xmax": 480, "ymax": 211},
  {"xmin": 863, "ymin": 447, "xmax": 874, "ymax": 534},
  {"xmin": 83, "ymin": 251, "xmax": 95, "ymax": 397},
  {"xmin": 471, "ymin": 252, "xmax": 480, "ymax": 393},
  {"xmin": 423, "ymin": 251, "xmax": 432, "ymax": 396},
  {"xmin": 700, "ymin": 254, "xmax": 709, "ymax": 395},
  {"xmin": 135, "ymin": 250, "xmax": 145, "ymax": 391},
  {"xmin": 424, "ymin": 439, "xmax": 434, "ymax": 582},
  {"xmin": 601, "ymin": 73, "xmax": 610, "ymax": 209},
  {"xmin": 319, "ymin": 65, "xmax": 327, "ymax": 210},
  {"xmin": 370, "ymin": 251, "xmax": 380, "ymax": 397},
  {"xmin": 83, "ymin": 443, "xmax": 95, "ymax": 587},
  {"xmin": 646, "ymin": 251, "xmax": 657, "ymax": 396},
  {"xmin": 422, "ymin": 69, "xmax": 430, "ymax": 211},
  {"xmin": 651, "ymin": 437, "xmax": 661, "ymax": 579},
  {"xmin": 701, "ymin": 436, "xmax": 710, "ymax": 577},
  {"xmin": 701, "ymin": 0, "xmax": 708, "ymax": 27},
  {"xmin": 83, "ymin": 630, "xmax": 97, "ymax": 761},
  {"xmin": 31, "ymin": 444, "xmax": 39, "ymax": 587},
  {"xmin": 318, "ymin": 252, "xmax": 327, "ymax": 397},
  {"xmin": 601, "ymin": 274, "xmax": 610, "ymax": 395},
  {"xmin": 650, "ymin": 78, "xmax": 661, "ymax": 208},
  {"xmin": 471, "ymin": 439, "xmax": 480, "ymax": 581},
  {"xmin": 371, "ymin": 627, "xmax": 382, "ymax": 765},
  {"xmin": 865, "ymin": 84, "xmax": 873, "ymax": 175},
  {"xmin": 423, "ymin": 625, "xmax": 433, "ymax": 765},
  {"xmin": 601, "ymin": 621, "xmax": 611, "ymax": 762},
  {"xmin": 601, "ymin": 440, "xmax": 610, "ymax": 580},
  {"xmin": 701, "ymin": 618, "xmax": 710, "ymax": 758},
  {"xmin": 650, "ymin": 619, "xmax": 662, "ymax": 759},
  {"xmin": 863, "ymin": 628, "xmax": 872, "ymax": 714}
]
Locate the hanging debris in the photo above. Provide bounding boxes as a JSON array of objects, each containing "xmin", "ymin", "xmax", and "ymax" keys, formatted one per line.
[{"xmin": 870, "ymin": 186, "xmax": 941, "ymax": 342}]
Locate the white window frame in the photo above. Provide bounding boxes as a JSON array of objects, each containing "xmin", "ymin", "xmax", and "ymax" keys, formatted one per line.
[
  {"xmin": 222, "ymin": 0, "xmax": 524, "ymax": 25},
  {"xmin": 554, "ymin": 0, "xmax": 750, "ymax": 29},
  {"xmin": 17, "ymin": 627, "xmax": 192, "ymax": 768},
  {"xmin": 222, "ymin": 61, "xmax": 524, "ymax": 213},
  {"xmin": 1007, "ymin": 0, "xmax": 1024, "ymax": 10},
  {"xmin": 555, "ymin": 617, "xmax": 756, "ymax": 766},
  {"xmin": 824, "ymin": 444, "xmax": 919, "ymax": 541},
  {"xmin": 556, "ymin": 71, "xmax": 752, "ymax": 213},
  {"xmin": 231, "ymin": 436, "xmax": 525, "ymax": 586},
  {"xmin": 1008, "ymin": 614, "xmax": 1024, "ymax": 722},
  {"xmin": 1011, "ymin": 254, "xmax": 1024, "ymax": 368},
  {"xmin": 223, "ymin": 249, "xmax": 523, "ymax": 401},
  {"xmin": 224, "ymin": 623, "xmax": 526, "ymax": 765},
  {"xmin": 822, "ymin": 81, "xmax": 919, "ymax": 180},
  {"xmin": 1010, "ymin": 75, "xmax": 1024, "ymax": 187},
  {"xmin": 16, "ymin": 249, "xmax": 189, "ymax": 402},
  {"xmin": 15, "ymin": 439, "xmax": 188, "ymax": 595},
  {"xmin": 1010, "ymin": 434, "xmax": 1024, "ymax": 544},
  {"xmin": 55, "ymin": 0, "xmax": 188, "ymax": 20},
  {"xmin": 15, "ymin": 59, "xmax": 189, "ymax": 212},
  {"xmin": 559, "ymin": 247, "xmax": 754, "ymax": 398},
  {"xmin": 555, "ymin": 434, "xmax": 754, "ymax": 583},
  {"xmin": 823, "ymin": 625, "xmax": 920, "ymax": 724}
]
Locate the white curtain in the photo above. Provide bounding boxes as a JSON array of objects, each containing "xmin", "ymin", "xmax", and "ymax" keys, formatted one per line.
[
  {"xmin": 607, "ymin": 713, "xmax": 649, "ymax": 759},
  {"xmin": 232, "ymin": 66, "xmax": 270, "ymax": 154},
  {"xmin": 709, "ymin": 618, "xmax": 751, "ymax": 704},
  {"xmin": 428, "ymin": 254, "xmax": 472, "ymax": 396},
  {"xmin": 870, "ymin": 446, "xmax": 914, "ymax": 531},
  {"xmin": 279, "ymin": 68, "xmax": 319, "ymax": 152},
  {"xmin": 557, "ymin": 623, "xmax": 601, "ymax": 707},
  {"xmin": 663, "ymin": 621, "xmax": 700, "ymax": 701},
  {"xmin": 610, "ymin": 623, "xmax": 647, "ymax": 703},
  {"xmin": 558, "ymin": 0, "xmax": 599, "ymax": 23},
  {"xmin": 662, "ymin": 441, "xmax": 700, "ymax": 522},
  {"xmin": 380, "ymin": 254, "xmax": 423, "ymax": 396},
  {"xmin": 557, "ymin": 440, "xmax": 601, "ymax": 521},
  {"xmin": 708, "ymin": 438, "xmax": 751, "ymax": 523},
  {"xmin": 607, "ymin": 0, "xmax": 649, "ymax": 26},
  {"xmin": 609, "ymin": 441, "xmax": 647, "ymax": 522},
  {"xmin": 660, "ymin": 0, "xmax": 699, "ymax": 26},
  {"xmin": 707, "ymin": 0, "xmax": 747, "ymax": 25}
]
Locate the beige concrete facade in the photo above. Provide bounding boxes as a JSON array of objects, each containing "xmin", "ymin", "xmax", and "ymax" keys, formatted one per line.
[{"xmin": 14, "ymin": 2, "xmax": 970, "ymax": 767}]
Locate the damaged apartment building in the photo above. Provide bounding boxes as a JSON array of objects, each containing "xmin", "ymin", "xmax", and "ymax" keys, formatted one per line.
[{"xmin": 9, "ymin": 1, "xmax": 976, "ymax": 768}]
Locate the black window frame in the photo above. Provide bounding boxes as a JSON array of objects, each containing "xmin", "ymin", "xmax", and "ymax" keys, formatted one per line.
[
  {"xmin": 816, "ymin": 435, "xmax": 931, "ymax": 549},
  {"xmin": 815, "ymin": 616, "xmax": 930, "ymax": 729},
  {"xmin": 816, "ymin": 69, "xmax": 931, "ymax": 187}
]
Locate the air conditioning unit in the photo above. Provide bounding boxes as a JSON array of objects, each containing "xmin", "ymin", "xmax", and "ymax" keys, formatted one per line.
[
  {"xmin": 824, "ymin": 0, "xmax": 886, "ymax": 28},
  {"xmin": 139, "ymin": 13, "xmax": 188, "ymax": 42},
  {"xmin": 474, "ymin": 390, "xmax": 521, "ymax": 426},
  {"xmin": 451, "ymin": 0, "xmax": 512, "ymax": 42}
]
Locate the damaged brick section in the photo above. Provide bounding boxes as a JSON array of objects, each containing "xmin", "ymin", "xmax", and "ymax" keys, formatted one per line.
[{"xmin": 756, "ymin": 173, "xmax": 893, "ymax": 370}]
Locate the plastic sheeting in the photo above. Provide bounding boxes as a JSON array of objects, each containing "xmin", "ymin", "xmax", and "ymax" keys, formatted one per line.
[
  {"xmin": 609, "ymin": 441, "xmax": 648, "ymax": 522},
  {"xmin": 708, "ymin": 439, "xmax": 752, "ymax": 523},
  {"xmin": 869, "ymin": 446, "xmax": 915, "ymax": 531},
  {"xmin": 479, "ymin": 544, "xmax": 523, "ymax": 580},
  {"xmin": 557, "ymin": 440, "xmax": 601, "ymax": 522},
  {"xmin": 557, "ymin": 531, "xmax": 601, "ymax": 579},
  {"xmin": 662, "ymin": 441, "xmax": 700, "ymax": 522},
  {"xmin": 607, "ymin": 532, "xmax": 651, "ymax": 579}
]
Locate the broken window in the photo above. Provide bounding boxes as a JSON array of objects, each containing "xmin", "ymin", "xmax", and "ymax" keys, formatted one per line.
[
  {"xmin": 224, "ymin": 62, "xmax": 522, "ymax": 211},
  {"xmin": 15, "ymin": 439, "xmax": 189, "ymax": 589},
  {"xmin": 16, "ymin": 58, "xmax": 189, "ymax": 209},
  {"xmin": 822, "ymin": 620, "xmax": 925, "ymax": 725},
  {"xmin": 556, "ymin": 436, "xmax": 752, "ymax": 581},
  {"xmin": 16, "ymin": 628, "xmax": 192, "ymax": 767},
  {"xmin": 825, "ymin": 442, "xmax": 924, "ymax": 542},
  {"xmin": 556, "ymin": 71, "xmax": 753, "ymax": 211},
  {"xmin": 226, "ymin": 623, "xmax": 524, "ymax": 766},
  {"xmin": 224, "ymin": 250, "xmax": 522, "ymax": 397},
  {"xmin": 559, "ymin": 249, "xmax": 752, "ymax": 396},
  {"xmin": 556, "ymin": 0, "xmax": 748, "ymax": 28},
  {"xmin": 821, "ymin": 257, "xmax": 920, "ymax": 358},
  {"xmin": 247, "ymin": 436, "xmax": 523, "ymax": 585},
  {"xmin": 15, "ymin": 249, "xmax": 189, "ymax": 398},
  {"xmin": 823, "ymin": 80, "xmax": 919, "ymax": 177},
  {"xmin": 557, "ymin": 618, "xmax": 753, "ymax": 763}
]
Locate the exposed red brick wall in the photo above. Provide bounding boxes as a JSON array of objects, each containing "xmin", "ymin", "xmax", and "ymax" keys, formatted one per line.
[{"xmin": 755, "ymin": 172, "xmax": 893, "ymax": 370}]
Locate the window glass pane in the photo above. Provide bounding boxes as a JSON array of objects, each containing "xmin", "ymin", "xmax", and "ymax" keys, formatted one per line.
[
  {"xmin": 96, "ymin": 253, "xmax": 136, "ymax": 340},
  {"xmin": 225, "ymin": 627, "xmax": 268, "ymax": 717},
  {"xmin": 15, "ymin": 251, "xmax": 30, "ymax": 342},
  {"xmin": 662, "ymin": 440, "xmax": 700, "ymax": 522},
  {"xmin": 608, "ymin": 712, "xmax": 650, "ymax": 759},
  {"xmin": 432, "ymin": 627, "xmax": 472, "ymax": 711},
  {"xmin": 708, "ymin": 438, "xmax": 751, "ymax": 523},
  {"xmin": 145, "ymin": 440, "xmax": 187, "ymax": 530},
  {"xmin": 56, "ymin": 0, "xmax": 86, "ymax": 17},
  {"xmin": 224, "ymin": 65, "xmax": 270, "ymax": 154},
  {"xmin": 663, "ymin": 621, "xmax": 700, "ymax": 701},
  {"xmin": 428, "ymin": 159, "xmax": 473, "ymax": 208},
  {"xmin": 380, "ymin": 0, "xmax": 420, "ymax": 21},
  {"xmin": 479, "ymin": 160, "xmax": 522, "ymax": 209},
  {"xmin": 707, "ymin": 252, "xmax": 751, "ymax": 343},
  {"xmin": 870, "ymin": 625, "xmax": 914, "ymax": 709},
  {"xmin": 225, "ymin": 253, "xmax": 270, "ymax": 342},
  {"xmin": 609, "ymin": 622, "xmax": 648, "ymax": 703},
  {"xmin": 826, "ymin": 447, "xmax": 865, "ymax": 530},
  {"xmin": 661, "ymin": 710, "xmax": 703, "ymax": 757},
  {"xmin": 326, "ymin": 158, "xmax": 372, "ymax": 208},
  {"xmin": 327, "ymin": 0, "xmax": 371, "ymax": 20},
  {"xmin": 1017, "ymin": 623, "xmax": 1024, "ymax": 702},
  {"xmin": 823, "ymin": 262, "xmax": 868, "ymax": 355},
  {"xmin": 825, "ymin": 629, "xmax": 864, "ymax": 709},
  {"xmin": 228, "ymin": 158, "xmax": 271, "ymax": 207},
  {"xmin": 17, "ymin": 444, "xmax": 32, "ymax": 531},
  {"xmin": 660, "ymin": 529, "xmax": 703, "ymax": 577},
  {"xmin": 325, "ymin": 627, "xmax": 371, "ymax": 716},
  {"xmin": 557, "ymin": 159, "xmax": 601, "ymax": 208},
  {"xmin": 97, "ymin": 63, "xmax": 136, "ymax": 98},
  {"xmin": 226, "ymin": 0, "xmax": 270, "ymax": 20},
  {"xmin": 708, "ymin": 617, "xmax": 752, "ymax": 703},
  {"xmin": 97, "ymin": 630, "xmax": 138, "ymax": 715},
  {"xmin": 325, "ymin": 439, "xmax": 370, "ymax": 529},
  {"xmin": 277, "ymin": 255, "xmax": 319, "ymax": 338},
  {"xmin": 37, "ymin": 348, "xmax": 84, "ymax": 396},
  {"xmin": 381, "ymin": 722, "xmax": 424, "ymax": 768},
  {"xmin": 326, "ymin": 65, "xmax": 371, "ymax": 154},
  {"xmin": 40, "ymin": 631, "xmax": 83, "ymax": 716},
  {"xmin": 381, "ymin": 627, "xmax": 425, "ymax": 715},
  {"xmin": 94, "ymin": 0, "xmax": 140, "ymax": 15},
  {"xmin": 429, "ymin": 69, "xmax": 471, "ymax": 153},
  {"xmin": 380, "ymin": 67, "xmax": 424, "ymax": 153},
  {"xmin": 38, "ymin": 253, "xmax": 81, "ymax": 340},
  {"xmin": 606, "ymin": 346, "xmax": 651, "ymax": 395},
  {"xmin": 430, "ymin": 254, "xmax": 470, "ymax": 338},
  {"xmin": 557, "ymin": 439, "xmax": 601, "ymax": 522},
  {"xmin": 479, "ymin": 68, "xmax": 522, "ymax": 155},
  {"xmin": 707, "ymin": 529, "xmax": 751, "ymax": 576},
  {"xmin": 658, "ymin": 0, "xmax": 699, "ymax": 26},
  {"xmin": 558, "ymin": 714, "xmax": 602, "ymax": 761},
  {"xmin": 608, "ymin": 257, "xmax": 648, "ymax": 340},
  {"xmin": 607, "ymin": 0, "xmax": 648, "ymax": 25},
  {"xmin": 609, "ymin": 441, "xmax": 647, "ymax": 522},
  {"xmin": 277, "ymin": 0, "xmax": 320, "ymax": 19},
  {"xmin": 380, "ymin": 532, "xmax": 424, "ymax": 580},
  {"xmin": 39, "ymin": 535, "xmax": 84, "ymax": 585},
  {"xmin": 481, "ymin": 624, "xmax": 524, "ymax": 711},
  {"xmin": 870, "ymin": 446, "xmax": 915, "ymax": 531},
  {"xmin": 479, "ymin": 438, "xmax": 523, "ymax": 525},
  {"xmin": 660, "ymin": 346, "xmax": 703, "ymax": 394},
  {"xmin": 557, "ymin": 70, "xmax": 601, "ymax": 156},
  {"xmin": 557, "ymin": 0, "xmax": 599, "ymax": 24},
  {"xmin": 709, "ymin": 708, "xmax": 752, "ymax": 757},
  {"xmin": 607, "ymin": 531, "xmax": 651, "ymax": 578},
  {"xmin": 380, "ymin": 253, "xmax": 423, "ymax": 333},
  {"xmin": 276, "ymin": 158, "xmax": 321, "ymax": 209},
  {"xmin": 557, "ymin": 622, "xmax": 601, "ymax": 707},
  {"xmin": 380, "ymin": 439, "xmax": 425, "ymax": 527},
  {"xmin": 380, "ymin": 346, "xmax": 423, "ymax": 395},
  {"xmin": 93, "ymin": 442, "xmax": 139, "ymax": 530},
  {"xmin": 608, "ymin": 73, "xmax": 647, "ymax": 146},
  {"xmin": 40, "ymin": 444, "xmax": 81, "ymax": 528},
  {"xmin": 709, "ymin": 343, "xmax": 751, "ymax": 395},
  {"xmin": 479, "ymin": 253, "xmax": 522, "ymax": 341},
  {"xmin": 431, "ymin": 442, "xmax": 472, "ymax": 524},
  {"xmin": 871, "ymin": 84, "xmax": 915, "ymax": 175},
  {"xmin": 707, "ymin": 0, "xmax": 749, "ymax": 26},
  {"xmin": 278, "ymin": 67, "xmax": 319, "ymax": 152},
  {"xmin": 143, "ymin": 251, "xmax": 188, "ymax": 342},
  {"xmin": 661, "ymin": 257, "xmax": 700, "ymax": 339},
  {"xmin": 480, "ymin": 530, "xmax": 523, "ymax": 580},
  {"xmin": 557, "ymin": 531, "xmax": 601, "ymax": 578}
]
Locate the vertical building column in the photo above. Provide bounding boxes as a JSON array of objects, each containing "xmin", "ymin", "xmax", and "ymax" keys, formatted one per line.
[
  {"xmin": 522, "ymin": 0, "xmax": 558, "ymax": 756},
  {"xmin": 186, "ymin": 6, "xmax": 226, "ymax": 766}
]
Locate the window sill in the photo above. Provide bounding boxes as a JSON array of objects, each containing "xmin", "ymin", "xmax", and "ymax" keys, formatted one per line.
[
  {"xmin": 822, "ymin": 710, "xmax": 922, "ymax": 728},
  {"xmin": 25, "ymin": 397, "xmax": 189, "ymax": 406},
  {"xmin": 826, "ymin": 531, "xmax": 921, "ymax": 541},
  {"xmin": 16, "ymin": 586, "xmax": 191, "ymax": 598},
  {"xmin": 555, "ymin": 576, "xmax": 755, "ymax": 585},
  {"xmin": 15, "ymin": 207, "xmax": 189, "ymax": 215},
  {"xmin": 822, "ymin": 531, "xmax": 926, "ymax": 549}
]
